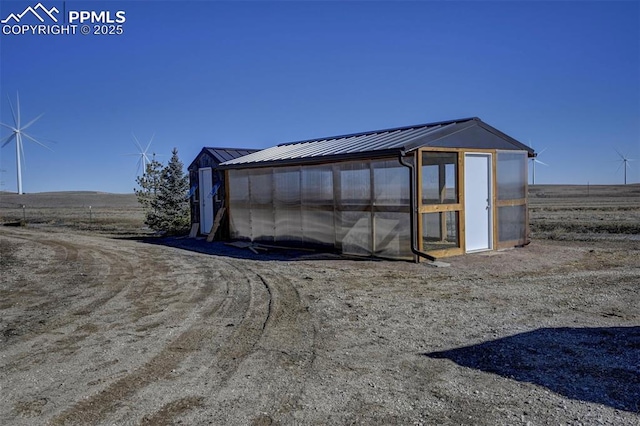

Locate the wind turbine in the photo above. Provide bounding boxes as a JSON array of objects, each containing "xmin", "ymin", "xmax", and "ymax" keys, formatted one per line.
[
  {"xmin": 0, "ymin": 92, "xmax": 51, "ymax": 194},
  {"xmin": 125, "ymin": 132, "xmax": 155, "ymax": 176},
  {"xmin": 530, "ymin": 146, "xmax": 549, "ymax": 185},
  {"xmin": 615, "ymin": 149, "xmax": 635, "ymax": 185}
]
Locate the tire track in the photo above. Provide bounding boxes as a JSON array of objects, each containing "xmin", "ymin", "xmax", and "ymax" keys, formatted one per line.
[
  {"xmin": 1, "ymin": 231, "xmax": 144, "ymax": 421},
  {"xmin": 211, "ymin": 262, "xmax": 272, "ymax": 374},
  {"xmin": 1, "ymin": 229, "xmax": 242, "ymax": 425},
  {"xmin": 2, "ymin": 229, "xmax": 314, "ymax": 425},
  {"xmin": 49, "ymin": 285, "xmax": 233, "ymax": 424},
  {"xmin": 254, "ymin": 270, "xmax": 317, "ymax": 379},
  {"xmin": 48, "ymin": 257, "xmax": 265, "ymax": 425},
  {"xmin": 189, "ymin": 265, "xmax": 317, "ymax": 424},
  {"xmin": 1, "ymin": 237, "xmax": 135, "ymax": 343},
  {"xmin": 137, "ymin": 260, "xmax": 274, "ymax": 425}
]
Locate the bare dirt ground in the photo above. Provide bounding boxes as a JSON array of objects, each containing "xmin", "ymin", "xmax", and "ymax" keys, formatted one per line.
[{"xmin": 1, "ymin": 186, "xmax": 639, "ymax": 425}]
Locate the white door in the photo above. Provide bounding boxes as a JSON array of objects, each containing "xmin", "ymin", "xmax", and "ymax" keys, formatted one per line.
[
  {"xmin": 199, "ymin": 168, "xmax": 213, "ymax": 234},
  {"xmin": 464, "ymin": 153, "xmax": 492, "ymax": 252}
]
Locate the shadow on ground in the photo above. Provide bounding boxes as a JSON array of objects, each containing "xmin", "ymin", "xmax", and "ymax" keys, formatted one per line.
[
  {"xmin": 424, "ymin": 327, "xmax": 640, "ymax": 412},
  {"xmin": 128, "ymin": 236, "xmax": 379, "ymax": 263}
]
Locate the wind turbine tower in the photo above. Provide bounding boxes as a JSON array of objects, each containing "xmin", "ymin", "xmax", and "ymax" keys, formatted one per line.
[
  {"xmin": 530, "ymin": 148, "xmax": 548, "ymax": 185},
  {"xmin": 615, "ymin": 149, "xmax": 635, "ymax": 185},
  {"xmin": 0, "ymin": 93, "xmax": 51, "ymax": 194}
]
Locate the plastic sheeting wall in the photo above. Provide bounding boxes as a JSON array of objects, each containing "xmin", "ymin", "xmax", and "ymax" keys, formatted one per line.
[
  {"xmin": 498, "ymin": 205, "xmax": 527, "ymax": 242},
  {"xmin": 228, "ymin": 159, "xmax": 412, "ymax": 259},
  {"xmin": 497, "ymin": 151, "xmax": 527, "ymax": 201},
  {"xmin": 496, "ymin": 151, "xmax": 528, "ymax": 244}
]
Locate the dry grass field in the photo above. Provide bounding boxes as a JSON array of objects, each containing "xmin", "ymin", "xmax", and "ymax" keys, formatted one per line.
[
  {"xmin": 529, "ymin": 184, "xmax": 640, "ymax": 239},
  {"xmin": 0, "ymin": 186, "xmax": 638, "ymax": 425},
  {"xmin": 0, "ymin": 191, "xmax": 145, "ymax": 235}
]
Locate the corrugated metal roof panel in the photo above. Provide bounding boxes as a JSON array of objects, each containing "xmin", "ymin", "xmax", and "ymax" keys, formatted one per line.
[
  {"xmin": 204, "ymin": 148, "xmax": 258, "ymax": 163},
  {"xmin": 189, "ymin": 147, "xmax": 259, "ymax": 170},
  {"xmin": 207, "ymin": 149, "xmax": 232, "ymax": 162},
  {"xmin": 220, "ymin": 118, "xmax": 534, "ymax": 169}
]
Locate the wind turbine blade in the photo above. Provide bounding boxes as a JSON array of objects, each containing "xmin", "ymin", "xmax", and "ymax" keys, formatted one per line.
[
  {"xmin": 144, "ymin": 133, "xmax": 155, "ymax": 153},
  {"xmin": 614, "ymin": 148, "xmax": 625, "ymax": 159},
  {"xmin": 16, "ymin": 92, "xmax": 21, "ymax": 128},
  {"xmin": 0, "ymin": 121, "xmax": 18, "ymax": 131},
  {"xmin": 616, "ymin": 163, "xmax": 623, "ymax": 173},
  {"xmin": 7, "ymin": 94, "xmax": 18, "ymax": 127},
  {"xmin": 1, "ymin": 133, "xmax": 17, "ymax": 147},
  {"xmin": 537, "ymin": 148, "xmax": 547, "ymax": 156},
  {"xmin": 136, "ymin": 157, "xmax": 142, "ymax": 176},
  {"xmin": 21, "ymin": 132, "xmax": 54, "ymax": 151},
  {"xmin": 132, "ymin": 133, "xmax": 145, "ymax": 152},
  {"xmin": 534, "ymin": 159, "xmax": 549, "ymax": 166},
  {"xmin": 21, "ymin": 113, "xmax": 44, "ymax": 131},
  {"xmin": 140, "ymin": 133, "xmax": 154, "ymax": 164},
  {"xmin": 29, "ymin": 135, "xmax": 58, "ymax": 145}
]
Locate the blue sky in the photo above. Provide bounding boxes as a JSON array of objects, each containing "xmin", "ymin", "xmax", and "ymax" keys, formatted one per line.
[{"xmin": 1, "ymin": 0, "xmax": 638, "ymax": 193}]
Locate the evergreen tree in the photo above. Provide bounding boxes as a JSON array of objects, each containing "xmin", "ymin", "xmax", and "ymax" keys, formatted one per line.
[
  {"xmin": 146, "ymin": 148, "xmax": 190, "ymax": 235},
  {"xmin": 134, "ymin": 154, "xmax": 164, "ymax": 213}
]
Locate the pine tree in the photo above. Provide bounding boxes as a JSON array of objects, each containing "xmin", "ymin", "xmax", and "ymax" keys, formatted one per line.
[
  {"xmin": 134, "ymin": 154, "xmax": 164, "ymax": 214},
  {"xmin": 146, "ymin": 148, "xmax": 190, "ymax": 235}
]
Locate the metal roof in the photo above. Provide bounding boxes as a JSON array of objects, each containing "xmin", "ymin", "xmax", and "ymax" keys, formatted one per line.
[
  {"xmin": 189, "ymin": 147, "xmax": 259, "ymax": 170},
  {"xmin": 203, "ymin": 147, "xmax": 259, "ymax": 163},
  {"xmin": 220, "ymin": 117, "xmax": 534, "ymax": 169}
]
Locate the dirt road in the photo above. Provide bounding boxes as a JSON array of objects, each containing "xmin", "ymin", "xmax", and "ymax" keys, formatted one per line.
[{"xmin": 1, "ymin": 227, "xmax": 638, "ymax": 425}]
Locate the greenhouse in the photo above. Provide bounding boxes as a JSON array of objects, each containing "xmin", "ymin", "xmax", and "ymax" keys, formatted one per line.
[{"xmin": 218, "ymin": 117, "xmax": 534, "ymax": 261}]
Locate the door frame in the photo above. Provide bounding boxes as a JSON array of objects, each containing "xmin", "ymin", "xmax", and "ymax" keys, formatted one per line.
[
  {"xmin": 464, "ymin": 152, "xmax": 493, "ymax": 253},
  {"xmin": 198, "ymin": 167, "xmax": 213, "ymax": 234}
]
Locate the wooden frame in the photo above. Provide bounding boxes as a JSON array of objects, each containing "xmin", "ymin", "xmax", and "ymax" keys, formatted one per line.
[
  {"xmin": 223, "ymin": 147, "xmax": 530, "ymax": 261},
  {"xmin": 494, "ymin": 150, "xmax": 529, "ymax": 250},
  {"xmin": 416, "ymin": 147, "xmax": 529, "ymax": 260},
  {"xmin": 417, "ymin": 148, "xmax": 466, "ymax": 259}
]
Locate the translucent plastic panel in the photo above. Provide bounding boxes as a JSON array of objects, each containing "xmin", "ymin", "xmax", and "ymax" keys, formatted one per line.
[
  {"xmin": 249, "ymin": 169, "xmax": 273, "ymax": 205},
  {"xmin": 339, "ymin": 162, "xmax": 370, "ymax": 206},
  {"xmin": 422, "ymin": 211, "xmax": 459, "ymax": 251},
  {"xmin": 497, "ymin": 151, "xmax": 527, "ymax": 200},
  {"xmin": 339, "ymin": 211, "xmax": 372, "ymax": 256},
  {"xmin": 274, "ymin": 167, "xmax": 301, "ymax": 206},
  {"xmin": 422, "ymin": 152, "xmax": 458, "ymax": 204},
  {"xmin": 498, "ymin": 205, "xmax": 527, "ymax": 243},
  {"xmin": 372, "ymin": 160, "xmax": 410, "ymax": 206},
  {"xmin": 275, "ymin": 207, "xmax": 302, "ymax": 243},
  {"xmin": 228, "ymin": 170, "xmax": 251, "ymax": 240},
  {"xmin": 229, "ymin": 208, "xmax": 251, "ymax": 240},
  {"xmin": 250, "ymin": 206, "xmax": 275, "ymax": 242},
  {"xmin": 302, "ymin": 209, "xmax": 335, "ymax": 246},
  {"xmin": 301, "ymin": 165, "xmax": 333, "ymax": 204},
  {"xmin": 374, "ymin": 212, "xmax": 412, "ymax": 259},
  {"xmin": 228, "ymin": 170, "xmax": 249, "ymax": 202}
]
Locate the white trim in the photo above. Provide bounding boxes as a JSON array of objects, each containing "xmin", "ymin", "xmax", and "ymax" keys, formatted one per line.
[{"xmin": 464, "ymin": 153, "xmax": 493, "ymax": 253}]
